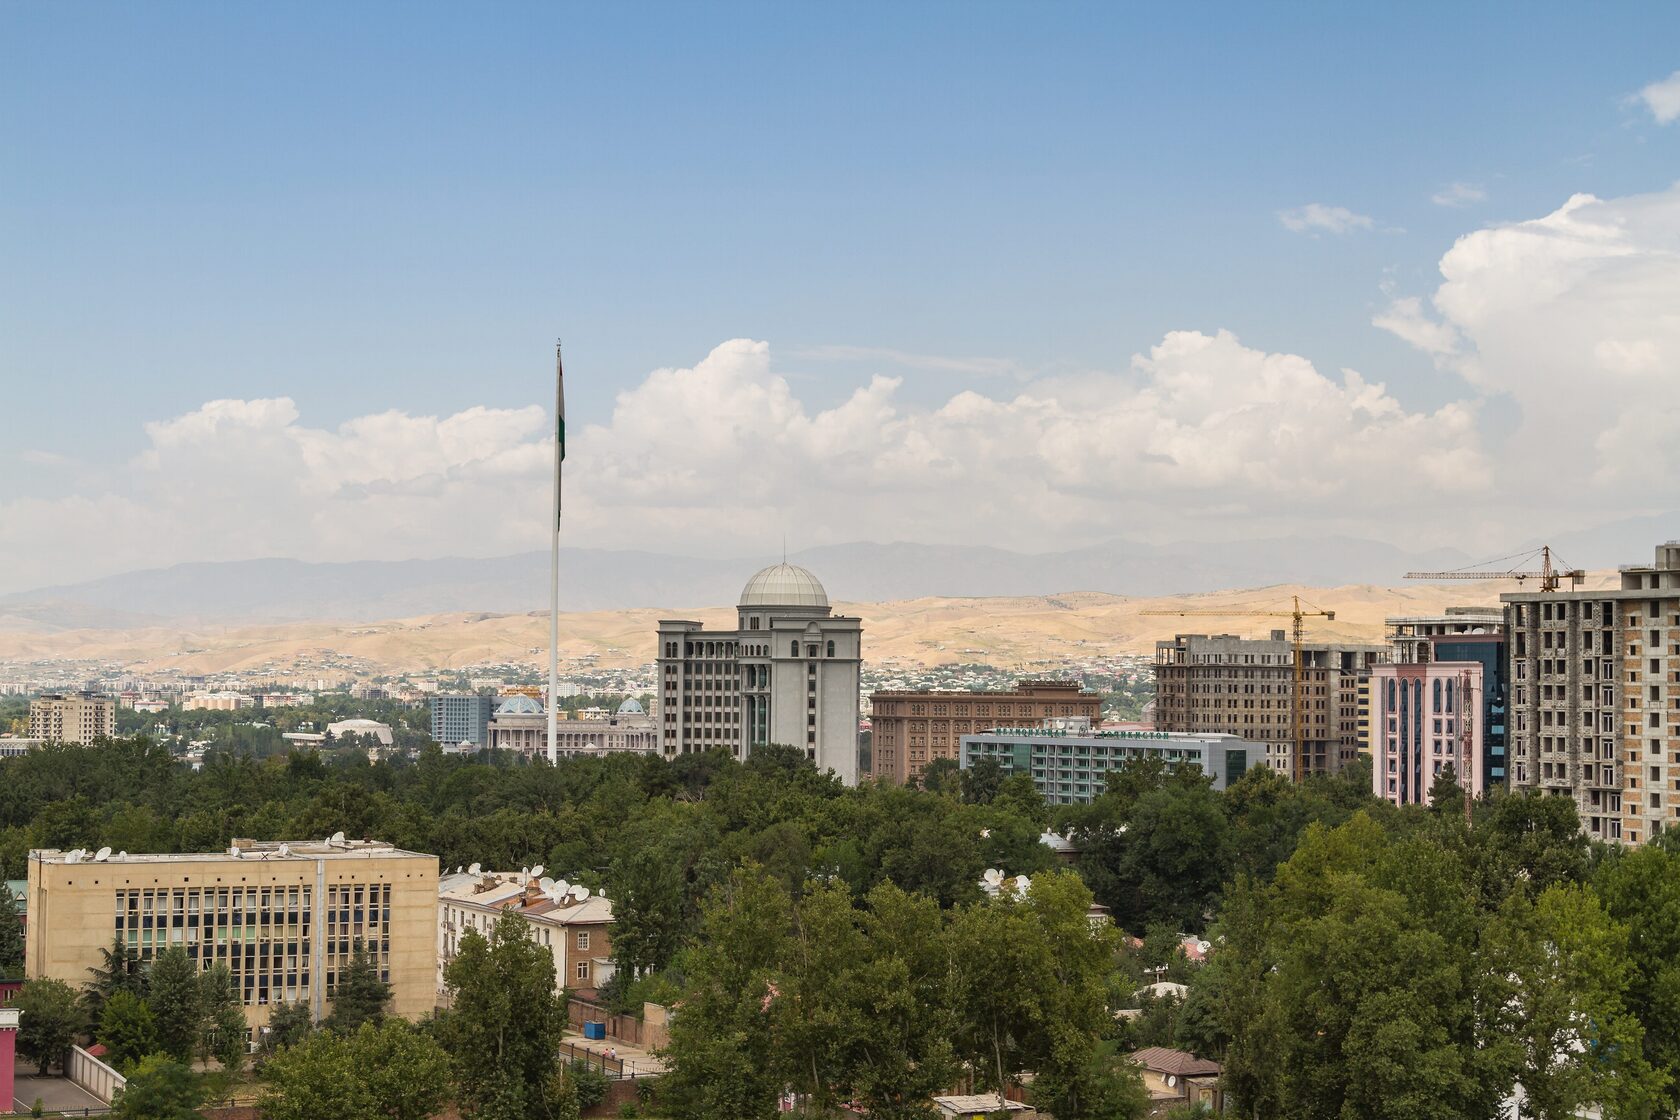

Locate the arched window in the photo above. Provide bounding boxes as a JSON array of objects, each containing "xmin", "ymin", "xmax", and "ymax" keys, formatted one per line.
[
  {"xmin": 1387, "ymin": 679, "xmax": 1396, "ymax": 708},
  {"xmin": 826, "ymin": 640, "xmax": 835, "ymax": 658},
  {"xmin": 790, "ymin": 640, "xmax": 798, "ymax": 657},
  {"xmin": 1433, "ymin": 679, "xmax": 1442, "ymax": 711},
  {"xmin": 1445, "ymin": 679, "xmax": 1454, "ymax": 713}
]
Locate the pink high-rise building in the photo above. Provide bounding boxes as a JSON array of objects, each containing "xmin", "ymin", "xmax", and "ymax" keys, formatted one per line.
[{"xmin": 1370, "ymin": 662, "xmax": 1485, "ymax": 807}]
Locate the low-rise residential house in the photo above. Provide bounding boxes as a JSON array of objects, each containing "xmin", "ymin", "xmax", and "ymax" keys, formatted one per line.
[
  {"xmin": 437, "ymin": 871, "xmax": 614, "ymax": 1004},
  {"xmin": 1131, "ymin": 1047, "xmax": 1223, "ymax": 1114}
]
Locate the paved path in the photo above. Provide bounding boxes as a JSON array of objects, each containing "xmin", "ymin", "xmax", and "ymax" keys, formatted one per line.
[{"xmin": 13, "ymin": 1073, "xmax": 109, "ymax": 1114}]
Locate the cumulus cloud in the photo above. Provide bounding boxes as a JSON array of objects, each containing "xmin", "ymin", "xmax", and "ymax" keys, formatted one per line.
[
  {"xmin": 1431, "ymin": 182, "xmax": 1486, "ymax": 207},
  {"xmin": 1635, "ymin": 69, "xmax": 1680, "ymax": 124},
  {"xmin": 1278, "ymin": 203, "xmax": 1377, "ymax": 235},
  {"xmin": 0, "ymin": 333, "xmax": 1484, "ymax": 592},
  {"xmin": 1377, "ymin": 182, "xmax": 1680, "ymax": 502}
]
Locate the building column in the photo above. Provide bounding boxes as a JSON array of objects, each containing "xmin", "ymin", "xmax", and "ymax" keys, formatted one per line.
[{"xmin": 0, "ymin": 1006, "xmax": 19, "ymax": 1104}]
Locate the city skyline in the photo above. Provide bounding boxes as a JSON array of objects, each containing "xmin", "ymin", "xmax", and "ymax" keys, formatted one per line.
[{"xmin": 5, "ymin": 5, "xmax": 1680, "ymax": 593}]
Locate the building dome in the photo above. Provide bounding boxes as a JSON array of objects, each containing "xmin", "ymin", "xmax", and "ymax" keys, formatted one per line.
[
  {"xmin": 494, "ymin": 695, "xmax": 543, "ymax": 716},
  {"xmin": 616, "ymin": 698, "xmax": 645, "ymax": 716},
  {"xmin": 739, "ymin": 563, "xmax": 830, "ymax": 609}
]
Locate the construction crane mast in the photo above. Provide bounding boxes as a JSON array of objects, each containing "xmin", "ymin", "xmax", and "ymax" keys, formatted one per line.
[
  {"xmin": 1141, "ymin": 595, "xmax": 1335, "ymax": 782},
  {"xmin": 1405, "ymin": 545, "xmax": 1585, "ymax": 592}
]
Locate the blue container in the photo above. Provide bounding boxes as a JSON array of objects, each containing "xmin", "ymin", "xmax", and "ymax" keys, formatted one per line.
[{"xmin": 583, "ymin": 1021, "xmax": 606, "ymax": 1040}]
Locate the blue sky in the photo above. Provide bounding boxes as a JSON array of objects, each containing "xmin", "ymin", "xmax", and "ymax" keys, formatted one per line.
[{"xmin": 4, "ymin": 3, "xmax": 1680, "ymax": 591}]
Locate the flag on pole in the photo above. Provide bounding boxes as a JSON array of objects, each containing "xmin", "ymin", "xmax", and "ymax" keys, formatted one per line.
[{"xmin": 554, "ymin": 341, "xmax": 566, "ymax": 525}]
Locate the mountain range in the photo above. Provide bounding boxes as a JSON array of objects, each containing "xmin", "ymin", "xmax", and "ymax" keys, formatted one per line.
[
  {"xmin": 3, "ymin": 517, "xmax": 1671, "ymax": 633},
  {"xmin": 1, "ymin": 536, "xmax": 1478, "ymax": 630}
]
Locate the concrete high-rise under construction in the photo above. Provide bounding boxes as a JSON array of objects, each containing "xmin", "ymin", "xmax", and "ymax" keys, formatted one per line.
[{"xmin": 1504, "ymin": 540, "xmax": 1680, "ymax": 845}]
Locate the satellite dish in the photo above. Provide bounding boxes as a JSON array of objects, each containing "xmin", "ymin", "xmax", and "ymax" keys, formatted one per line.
[
  {"xmin": 595, "ymin": 891, "xmax": 607, "ymax": 902},
  {"xmin": 456, "ymin": 866, "xmax": 464, "ymax": 874},
  {"xmin": 1165, "ymin": 1075, "xmax": 1177, "ymax": 1089},
  {"xmin": 530, "ymin": 864, "xmax": 545, "ymax": 877},
  {"xmin": 979, "ymin": 828, "xmax": 991, "ymax": 839},
  {"xmin": 982, "ymin": 868, "xmax": 1005, "ymax": 887},
  {"xmin": 278, "ymin": 844, "xmax": 290, "ymax": 858},
  {"xmin": 65, "ymin": 850, "xmax": 81, "ymax": 865},
  {"xmin": 468, "ymin": 862, "xmax": 482, "ymax": 876},
  {"xmin": 330, "ymin": 831, "xmax": 346, "ymax": 845},
  {"xmin": 229, "ymin": 845, "xmax": 241, "ymax": 858},
  {"xmin": 574, "ymin": 885, "xmax": 591, "ymax": 901},
  {"xmin": 94, "ymin": 847, "xmax": 112, "ymax": 863},
  {"xmin": 539, "ymin": 877, "xmax": 556, "ymax": 893},
  {"xmin": 115, "ymin": 851, "xmax": 127, "ymax": 860}
]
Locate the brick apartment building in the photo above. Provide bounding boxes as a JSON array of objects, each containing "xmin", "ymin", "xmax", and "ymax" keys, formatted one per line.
[{"xmin": 869, "ymin": 680, "xmax": 1100, "ymax": 785}]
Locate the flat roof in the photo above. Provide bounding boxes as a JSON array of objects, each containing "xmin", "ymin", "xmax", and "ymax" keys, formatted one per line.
[{"xmin": 31, "ymin": 839, "xmax": 434, "ymax": 866}]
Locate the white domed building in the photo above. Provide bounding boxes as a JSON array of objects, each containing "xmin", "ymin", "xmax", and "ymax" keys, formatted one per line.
[
  {"xmin": 485, "ymin": 693, "xmax": 658, "ymax": 758},
  {"xmin": 657, "ymin": 563, "xmax": 862, "ymax": 784}
]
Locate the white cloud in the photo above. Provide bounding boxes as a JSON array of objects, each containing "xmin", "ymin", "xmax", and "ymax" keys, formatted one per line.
[
  {"xmin": 1377, "ymin": 182, "xmax": 1680, "ymax": 503},
  {"xmin": 0, "ymin": 333, "xmax": 1484, "ymax": 592},
  {"xmin": 1635, "ymin": 69, "xmax": 1680, "ymax": 124},
  {"xmin": 1431, "ymin": 182, "xmax": 1486, "ymax": 208},
  {"xmin": 1278, "ymin": 203, "xmax": 1377, "ymax": 235}
]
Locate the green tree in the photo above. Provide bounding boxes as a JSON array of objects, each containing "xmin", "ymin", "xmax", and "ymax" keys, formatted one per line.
[
  {"xmin": 0, "ymin": 882, "xmax": 23, "ymax": 978},
  {"xmin": 662, "ymin": 867, "xmax": 792, "ymax": 1120},
  {"xmin": 97, "ymin": 990, "xmax": 160, "ymax": 1072},
  {"xmin": 1596, "ymin": 842, "xmax": 1680, "ymax": 1117},
  {"xmin": 1216, "ymin": 815, "xmax": 1512, "ymax": 1120},
  {"xmin": 198, "ymin": 962, "xmax": 247, "ymax": 1072},
  {"xmin": 83, "ymin": 934, "xmax": 146, "ymax": 1021},
  {"xmin": 146, "ymin": 946, "xmax": 203, "ymax": 1063},
  {"xmin": 442, "ymin": 910, "xmax": 569, "ymax": 1119},
  {"xmin": 949, "ymin": 871, "xmax": 1122, "ymax": 1120},
  {"xmin": 261, "ymin": 1019, "xmax": 451, "ymax": 1120},
  {"xmin": 113, "ymin": 1054, "xmax": 204, "ymax": 1120},
  {"xmin": 960, "ymin": 756, "xmax": 1004, "ymax": 804},
  {"xmin": 326, "ymin": 941, "xmax": 392, "ymax": 1035},
  {"xmin": 1487, "ymin": 884, "xmax": 1664, "ymax": 1120},
  {"xmin": 265, "ymin": 1000, "xmax": 315, "ymax": 1051},
  {"xmin": 1044, "ymin": 1042, "xmax": 1150, "ymax": 1120},
  {"xmin": 1076, "ymin": 770, "xmax": 1232, "ymax": 932},
  {"xmin": 15, "ymin": 978, "xmax": 84, "ymax": 1075}
]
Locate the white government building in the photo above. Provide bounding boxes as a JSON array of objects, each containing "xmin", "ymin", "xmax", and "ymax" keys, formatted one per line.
[
  {"xmin": 657, "ymin": 563, "xmax": 861, "ymax": 784},
  {"xmin": 485, "ymin": 695, "xmax": 658, "ymax": 757}
]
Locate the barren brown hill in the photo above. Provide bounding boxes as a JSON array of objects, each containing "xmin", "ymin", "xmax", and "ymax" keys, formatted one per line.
[{"xmin": 0, "ymin": 574, "xmax": 1617, "ymax": 677}]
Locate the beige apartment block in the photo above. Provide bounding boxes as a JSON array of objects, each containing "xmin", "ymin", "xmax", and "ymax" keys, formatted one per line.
[
  {"xmin": 1153, "ymin": 632, "xmax": 1386, "ymax": 779},
  {"xmin": 26, "ymin": 839, "xmax": 438, "ymax": 1040},
  {"xmin": 1504, "ymin": 540, "xmax": 1680, "ymax": 845},
  {"xmin": 869, "ymin": 681, "xmax": 1101, "ymax": 785},
  {"xmin": 28, "ymin": 692, "xmax": 115, "ymax": 745}
]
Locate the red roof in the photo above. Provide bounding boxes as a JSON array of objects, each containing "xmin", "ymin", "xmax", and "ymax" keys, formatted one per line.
[{"xmin": 1130, "ymin": 1047, "xmax": 1220, "ymax": 1078}]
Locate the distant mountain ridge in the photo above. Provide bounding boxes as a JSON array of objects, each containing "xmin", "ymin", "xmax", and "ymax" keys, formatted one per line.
[{"xmin": 0, "ymin": 536, "xmax": 1485, "ymax": 630}]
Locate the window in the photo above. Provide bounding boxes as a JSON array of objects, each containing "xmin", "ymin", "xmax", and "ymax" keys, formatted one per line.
[
  {"xmin": 576, "ymin": 931, "xmax": 590, "ymax": 951},
  {"xmin": 790, "ymin": 641, "xmax": 798, "ymax": 657},
  {"xmin": 826, "ymin": 640, "xmax": 835, "ymax": 658},
  {"xmin": 575, "ymin": 961, "xmax": 590, "ymax": 981}
]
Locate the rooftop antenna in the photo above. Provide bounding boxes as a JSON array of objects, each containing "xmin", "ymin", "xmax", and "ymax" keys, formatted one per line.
[
  {"xmin": 548, "ymin": 339, "xmax": 565, "ymax": 767},
  {"xmin": 94, "ymin": 846, "xmax": 112, "ymax": 863}
]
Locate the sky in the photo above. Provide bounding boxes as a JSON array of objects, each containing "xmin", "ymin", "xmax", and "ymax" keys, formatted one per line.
[{"xmin": 4, "ymin": 3, "xmax": 1680, "ymax": 594}]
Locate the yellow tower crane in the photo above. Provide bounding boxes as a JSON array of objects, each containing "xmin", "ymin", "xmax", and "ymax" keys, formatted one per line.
[{"xmin": 1141, "ymin": 595, "xmax": 1336, "ymax": 782}]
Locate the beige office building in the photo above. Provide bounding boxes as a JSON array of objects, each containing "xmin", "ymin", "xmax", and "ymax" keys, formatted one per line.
[
  {"xmin": 1153, "ymin": 632, "xmax": 1386, "ymax": 779},
  {"xmin": 869, "ymin": 681, "xmax": 1102, "ymax": 785},
  {"xmin": 1505, "ymin": 540, "xmax": 1680, "ymax": 845},
  {"xmin": 26, "ymin": 839, "xmax": 438, "ymax": 1039},
  {"xmin": 28, "ymin": 692, "xmax": 115, "ymax": 745}
]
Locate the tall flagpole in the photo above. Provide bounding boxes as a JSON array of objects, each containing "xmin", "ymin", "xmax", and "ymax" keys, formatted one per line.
[{"xmin": 548, "ymin": 341, "xmax": 564, "ymax": 766}]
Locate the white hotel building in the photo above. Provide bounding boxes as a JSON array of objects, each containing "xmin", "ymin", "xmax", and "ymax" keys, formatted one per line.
[{"xmin": 657, "ymin": 564, "xmax": 861, "ymax": 784}]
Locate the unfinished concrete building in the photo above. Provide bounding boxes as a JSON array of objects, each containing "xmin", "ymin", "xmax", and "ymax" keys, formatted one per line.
[{"xmin": 1504, "ymin": 540, "xmax": 1680, "ymax": 845}]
